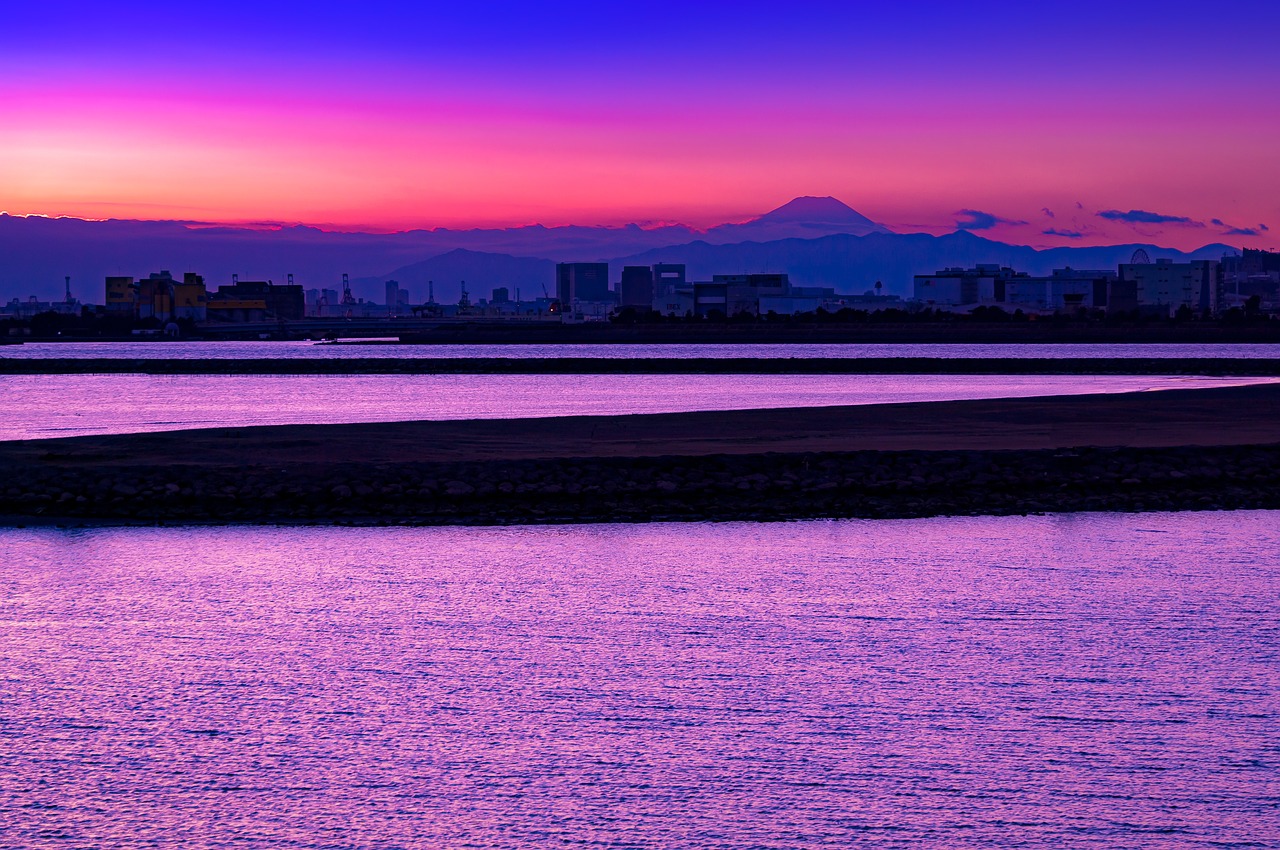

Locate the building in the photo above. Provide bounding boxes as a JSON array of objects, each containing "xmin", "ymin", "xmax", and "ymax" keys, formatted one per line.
[
  {"xmin": 171, "ymin": 273, "xmax": 208, "ymax": 321},
  {"xmin": 136, "ymin": 272, "xmax": 175, "ymax": 320},
  {"xmin": 697, "ymin": 274, "xmax": 795, "ymax": 317},
  {"xmin": 1221, "ymin": 249, "xmax": 1280, "ymax": 311},
  {"xmin": 492, "ymin": 287, "xmax": 511, "ymax": 304},
  {"xmin": 103, "ymin": 270, "xmax": 206, "ymax": 321},
  {"xmin": 381, "ymin": 280, "xmax": 410, "ymax": 316},
  {"xmin": 0, "ymin": 295, "xmax": 81, "ymax": 319},
  {"xmin": 619, "ymin": 266, "xmax": 654, "ymax": 309},
  {"xmin": 207, "ymin": 279, "xmax": 305, "ymax": 322},
  {"xmin": 1004, "ymin": 268, "xmax": 1117, "ymax": 313},
  {"xmin": 912, "ymin": 265, "xmax": 1145, "ymax": 314},
  {"xmin": 105, "ymin": 276, "xmax": 137, "ymax": 314},
  {"xmin": 1118, "ymin": 259, "xmax": 1221, "ymax": 317},
  {"xmin": 555, "ymin": 262, "xmax": 614, "ymax": 322},
  {"xmin": 759, "ymin": 286, "xmax": 840, "ymax": 316},
  {"xmin": 913, "ymin": 265, "xmax": 1028, "ymax": 308},
  {"xmin": 651, "ymin": 263, "xmax": 686, "ymax": 306},
  {"xmin": 555, "ymin": 263, "xmax": 610, "ymax": 305},
  {"xmin": 641, "ymin": 268, "xmax": 845, "ymax": 318}
]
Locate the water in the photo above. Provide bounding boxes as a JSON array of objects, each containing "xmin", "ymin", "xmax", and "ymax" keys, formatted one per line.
[
  {"xmin": 4, "ymin": 340, "xmax": 1280, "ymax": 360},
  {"xmin": 1, "ymin": 513, "xmax": 1276, "ymax": 848},
  {"xmin": 2, "ymin": 373, "xmax": 1270, "ymax": 440}
]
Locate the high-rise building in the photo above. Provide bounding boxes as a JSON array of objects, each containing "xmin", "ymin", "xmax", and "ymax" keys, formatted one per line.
[
  {"xmin": 555, "ymin": 263, "xmax": 610, "ymax": 305},
  {"xmin": 619, "ymin": 266, "xmax": 654, "ymax": 309}
]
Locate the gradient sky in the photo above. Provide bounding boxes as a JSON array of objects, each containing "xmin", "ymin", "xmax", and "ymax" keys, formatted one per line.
[{"xmin": 2, "ymin": 1, "xmax": 1277, "ymax": 249}]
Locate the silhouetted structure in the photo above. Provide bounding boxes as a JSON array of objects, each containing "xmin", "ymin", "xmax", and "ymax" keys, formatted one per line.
[
  {"xmin": 914, "ymin": 265, "xmax": 1027, "ymax": 307},
  {"xmin": 1118, "ymin": 259, "xmax": 1221, "ymax": 317},
  {"xmin": 556, "ymin": 263, "xmax": 610, "ymax": 306},
  {"xmin": 1004, "ymin": 268, "xmax": 1117, "ymax": 313},
  {"xmin": 379, "ymin": 280, "xmax": 409, "ymax": 316},
  {"xmin": 103, "ymin": 270, "xmax": 207, "ymax": 321},
  {"xmin": 619, "ymin": 266, "xmax": 654, "ymax": 309},
  {"xmin": 208, "ymin": 279, "xmax": 305, "ymax": 322},
  {"xmin": 1221, "ymin": 249, "xmax": 1280, "ymax": 311}
]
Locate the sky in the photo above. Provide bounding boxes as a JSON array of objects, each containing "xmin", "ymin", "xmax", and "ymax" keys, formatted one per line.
[{"xmin": 1, "ymin": 1, "xmax": 1277, "ymax": 249}]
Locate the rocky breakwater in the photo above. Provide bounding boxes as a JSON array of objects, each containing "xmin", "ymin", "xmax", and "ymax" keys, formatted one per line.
[{"xmin": 3, "ymin": 444, "xmax": 1279, "ymax": 525}]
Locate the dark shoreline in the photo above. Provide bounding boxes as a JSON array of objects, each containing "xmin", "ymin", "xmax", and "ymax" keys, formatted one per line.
[
  {"xmin": 5, "ymin": 356, "xmax": 1280, "ymax": 375},
  {"xmin": 3, "ymin": 444, "xmax": 1279, "ymax": 527},
  {"xmin": 13, "ymin": 322, "xmax": 1280, "ymax": 345},
  {"xmin": 3, "ymin": 386, "xmax": 1279, "ymax": 526}
]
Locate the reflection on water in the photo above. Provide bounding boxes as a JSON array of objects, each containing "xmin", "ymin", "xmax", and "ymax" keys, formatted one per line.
[
  {"xmin": 1, "ymin": 513, "xmax": 1277, "ymax": 847},
  {"xmin": 4, "ymin": 340, "xmax": 1280, "ymax": 359},
  {"xmin": 1, "ymin": 373, "xmax": 1272, "ymax": 440}
]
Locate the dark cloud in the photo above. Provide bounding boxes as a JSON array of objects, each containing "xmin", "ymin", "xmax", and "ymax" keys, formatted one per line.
[
  {"xmin": 954, "ymin": 209, "xmax": 1027, "ymax": 231},
  {"xmin": 1098, "ymin": 209, "xmax": 1204, "ymax": 226},
  {"xmin": 1043, "ymin": 228, "xmax": 1084, "ymax": 239},
  {"xmin": 1212, "ymin": 217, "xmax": 1270, "ymax": 237},
  {"xmin": 1041, "ymin": 207, "xmax": 1055, "ymax": 219}
]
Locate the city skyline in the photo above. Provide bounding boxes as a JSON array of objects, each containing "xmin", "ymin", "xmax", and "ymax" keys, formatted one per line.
[{"xmin": 2, "ymin": 1, "xmax": 1277, "ymax": 250}]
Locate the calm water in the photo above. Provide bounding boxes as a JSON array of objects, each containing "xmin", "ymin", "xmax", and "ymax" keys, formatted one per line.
[
  {"xmin": 1, "ymin": 513, "xmax": 1277, "ymax": 848},
  {"xmin": 1, "ymin": 374, "xmax": 1271, "ymax": 440},
  {"xmin": 4, "ymin": 340, "xmax": 1280, "ymax": 359}
]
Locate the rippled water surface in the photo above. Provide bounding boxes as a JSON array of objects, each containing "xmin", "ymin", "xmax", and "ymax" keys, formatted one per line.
[
  {"xmin": 2, "ymin": 373, "xmax": 1272, "ymax": 440},
  {"xmin": 4, "ymin": 340, "xmax": 1280, "ymax": 359},
  {"xmin": 2, "ymin": 513, "xmax": 1277, "ymax": 848}
]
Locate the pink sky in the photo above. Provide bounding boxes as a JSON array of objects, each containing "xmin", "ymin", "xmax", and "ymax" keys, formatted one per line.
[{"xmin": 2, "ymin": 6, "xmax": 1277, "ymax": 251}]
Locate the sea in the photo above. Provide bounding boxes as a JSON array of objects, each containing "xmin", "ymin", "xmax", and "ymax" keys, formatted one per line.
[
  {"xmin": 1, "ymin": 372, "xmax": 1270, "ymax": 440},
  {"xmin": 1, "ymin": 514, "xmax": 1277, "ymax": 848},
  {"xmin": 3, "ymin": 340, "xmax": 1280, "ymax": 359},
  {"xmin": 2, "ymin": 341, "xmax": 1277, "ymax": 439},
  {"xmin": 2, "ymin": 342, "xmax": 1277, "ymax": 847}
]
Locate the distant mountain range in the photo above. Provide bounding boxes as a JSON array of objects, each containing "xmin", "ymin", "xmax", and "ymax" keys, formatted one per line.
[{"xmin": 0, "ymin": 198, "xmax": 1239, "ymax": 305}]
